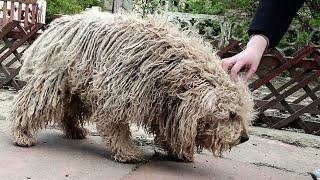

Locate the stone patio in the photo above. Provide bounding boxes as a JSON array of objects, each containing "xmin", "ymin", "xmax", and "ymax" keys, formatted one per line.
[{"xmin": 0, "ymin": 89, "xmax": 319, "ymax": 180}]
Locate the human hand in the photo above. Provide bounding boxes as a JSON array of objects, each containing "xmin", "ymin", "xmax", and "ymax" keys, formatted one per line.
[{"xmin": 221, "ymin": 35, "xmax": 268, "ymax": 82}]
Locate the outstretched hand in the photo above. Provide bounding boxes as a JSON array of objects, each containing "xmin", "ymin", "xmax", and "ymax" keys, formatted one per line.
[{"xmin": 221, "ymin": 35, "xmax": 268, "ymax": 82}]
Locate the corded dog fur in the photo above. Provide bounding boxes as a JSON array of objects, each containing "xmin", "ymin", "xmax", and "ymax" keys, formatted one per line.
[{"xmin": 9, "ymin": 13, "xmax": 254, "ymax": 163}]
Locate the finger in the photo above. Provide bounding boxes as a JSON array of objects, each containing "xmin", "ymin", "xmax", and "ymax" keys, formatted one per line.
[
  {"xmin": 230, "ymin": 60, "xmax": 246, "ymax": 82},
  {"xmin": 221, "ymin": 57, "xmax": 237, "ymax": 72},
  {"xmin": 220, "ymin": 58, "xmax": 230, "ymax": 71},
  {"xmin": 244, "ymin": 65, "xmax": 258, "ymax": 81}
]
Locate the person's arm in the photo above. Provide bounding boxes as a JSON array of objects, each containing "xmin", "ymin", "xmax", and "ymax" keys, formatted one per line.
[
  {"xmin": 249, "ymin": 0, "xmax": 305, "ymax": 48},
  {"xmin": 222, "ymin": 0, "xmax": 305, "ymax": 82}
]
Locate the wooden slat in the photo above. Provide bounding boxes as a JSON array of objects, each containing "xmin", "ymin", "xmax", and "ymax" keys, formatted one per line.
[
  {"xmin": 5, "ymin": 53, "xmax": 22, "ymax": 66},
  {"xmin": 0, "ymin": 65, "xmax": 21, "ymax": 89},
  {"xmin": 2, "ymin": 37, "xmax": 23, "ymax": 66},
  {"xmin": 272, "ymin": 97, "xmax": 320, "ymax": 129},
  {"xmin": 0, "ymin": 44, "xmax": 8, "ymax": 54},
  {"xmin": 260, "ymin": 115, "xmax": 320, "ymax": 135},
  {"xmin": 258, "ymin": 113, "xmax": 274, "ymax": 127},
  {"xmin": 0, "ymin": 66, "xmax": 22, "ymax": 74},
  {"xmin": 17, "ymin": 0, "xmax": 22, "ymax": 21},
  {"xmin": 16, "ymin": 22, "xmax": 38, "ymax": 43},
  {"xmin": 0, "ymin": 77, "xmax": 26, "ymax": 89},
  {"xmin": 262, "ymin": 70, "xmax": 312, "ymax": 100},
  {"xmin": 0, "ymin": 22, "xmax": 43, "ymax": 64},
  {"xmin": 264, "ymin": 82, "xmax": 312, "ymax": 133},
  {"xmin": 31, "ymin": 2, "xmax": 36, "ymax": 25},
  {"xmin": 10, "ymin": 0, "xmax": 14, "ymax": 21},
  {"xmin": 6, "ymin": 30, "xmax": 23, "ymax": 39},
  {"xmin": 303, "ymin": 85, "xmax": 318, "ymax": 101},
  {"xmin": 250, "ymin": 47, "xmax": 317, "ymax": 90},
  {"xmin": 258, "ymin": 71, "xmax": 320, "ymax": 112},
  {"xmin": 24, "ymin": 1, "xmax": 29, "ymax": 27},
  {"xmin": 0, "ymin": 64, "xmax": 10, "ymax": 76},
  {"xmin": 293, "ymin": 85, "xmax": 320, "ymax": 104},
  {"xmin": 255, "ymin": 100, "xmax": 320, "ymax": 115},
  {"xmin": 216, "ymin": 40, "xmax": 240, "ymax": 57},
  {"xmin": 0, "ymin": 37, "xmax": 17, "ymax": 54},
  {"xmin": 0, "ymin": 21, "xmax": 19, "ymax": 39},
  {"xmin": 2, "ymin": 0, "xmax": 8, "ymax": 27}
]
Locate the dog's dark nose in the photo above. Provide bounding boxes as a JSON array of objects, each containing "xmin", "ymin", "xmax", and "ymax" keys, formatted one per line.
[{"xmin": 240, "ymin": 136, "xmax": 249, "ymax": 143}]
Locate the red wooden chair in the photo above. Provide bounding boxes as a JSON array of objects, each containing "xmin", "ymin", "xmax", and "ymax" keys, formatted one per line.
[{"xmin": 0, "ymin": 0, "xmax": 46, "ymax": 90}]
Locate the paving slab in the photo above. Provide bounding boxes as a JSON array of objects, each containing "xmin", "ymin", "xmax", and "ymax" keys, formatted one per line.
[
  {"xmin": 0, "ymin": 123, "xmax": 136, "ymax": 180},
  {"xmin": 224, "ymin": 136, "xmax": 319, "ymax": 176},
  {"xmin": 123, "ymin": 154, "xmax": 310, "ymax": 180},
  {"xmin": 1, "ymin": 119, "xmax": 318, "ymax": 180},
  {"xmin": 0, "ymin": 90, "xmax": 319, "ymax": 180},
  {"xmin": 123, "ymin": 134, "xmax": 319, "ymax": 180}
]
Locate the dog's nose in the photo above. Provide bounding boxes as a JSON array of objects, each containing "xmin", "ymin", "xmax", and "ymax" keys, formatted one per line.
[{"xmin": 240, "ymin": 136, "xmax": 249, "ymax": 143}]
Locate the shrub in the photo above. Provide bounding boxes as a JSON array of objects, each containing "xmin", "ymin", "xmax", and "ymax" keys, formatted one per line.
[{"xmin": 46, "ymin": 0, "xmax": 102, "ymax": 22}]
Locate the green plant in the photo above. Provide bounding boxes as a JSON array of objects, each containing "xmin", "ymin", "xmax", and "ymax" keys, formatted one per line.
[
  {"xmin": 310, "ymin": 14, "xmax": 320, "ymax": 27},
  {"xmin": 132, "ymin": 0, "xmax": 319, "ymax": 56},
  {"xmin": 169, "ymin": 0, "xmax": 257, "ymax": 15},
  {"xmin": 133, "ymin": 0, "xmax": 162, "ymax": 17},
  {"xmin": 46, "ymin": 0, "xmax": 102, "ymax": 22},
  {"xmin": 183, "ymin": 0, "xmax": 226, "ymax": 15}
]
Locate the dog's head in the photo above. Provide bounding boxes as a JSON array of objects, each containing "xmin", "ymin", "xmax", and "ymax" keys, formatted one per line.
[
  {"xmin": 163, "ymin": 59, "xmax": 255, "ymax": 159},
  {"xmin": 194, "ymin": 82, "xmax": 254, "ymax": 155},
  {"xmin": 192, "ymin": 62, "xmax": 254, "ymax": 156}
]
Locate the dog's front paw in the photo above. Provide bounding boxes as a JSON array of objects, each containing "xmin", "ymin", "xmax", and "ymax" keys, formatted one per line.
[
  {"xmin": 113, "ymin": 151, "xmax": 144, "ymax": 164},
  {"xmin": 14, "ymin": 132, "xmax": 36, "ymax": 147}
]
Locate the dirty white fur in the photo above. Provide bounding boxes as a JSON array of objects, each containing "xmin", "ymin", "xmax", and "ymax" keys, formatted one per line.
[{"xmin": 9, "ymin": 12, "xmax": 255, "ymax": 163}]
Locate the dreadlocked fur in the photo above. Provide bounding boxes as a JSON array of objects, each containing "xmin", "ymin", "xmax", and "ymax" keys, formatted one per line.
[{"xmin": 9, "ymin": 12, "xmax": 255, "ymax": 163}]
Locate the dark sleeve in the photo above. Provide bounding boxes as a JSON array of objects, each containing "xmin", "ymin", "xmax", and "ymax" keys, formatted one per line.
[{"xmin": 248, "ymin": 0, "xmax": 305, "ymax": 48}]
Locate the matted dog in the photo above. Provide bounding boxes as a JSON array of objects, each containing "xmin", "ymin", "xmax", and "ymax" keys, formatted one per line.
[{"xmin": 9, "ymin": 13, "xmax": 254, "ymax": 163}]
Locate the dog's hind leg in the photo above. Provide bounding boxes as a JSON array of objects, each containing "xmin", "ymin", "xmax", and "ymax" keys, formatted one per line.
[
  {"xmin": 61, "ymin": 94, "xmax": 89, "ymax": 139},
  {"xmin": 96, "ymin": 123, "xmax": 144, "ymax": 163},
  {"xmin": 10, "ymin": 69, "xmax": 68, "ymax": 147}
]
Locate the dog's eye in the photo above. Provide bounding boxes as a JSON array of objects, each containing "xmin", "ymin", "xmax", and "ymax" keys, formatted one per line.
[{"xmin": 230, "ymin": 112, "xmax": 236, "ymax": 119}]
